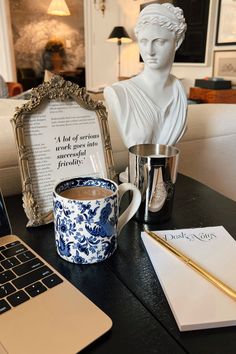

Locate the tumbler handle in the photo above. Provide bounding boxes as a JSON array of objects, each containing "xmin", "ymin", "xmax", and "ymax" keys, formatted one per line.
[{"xmin": 117, "ymin": 183, "xmax": 141, "ymax": 234}]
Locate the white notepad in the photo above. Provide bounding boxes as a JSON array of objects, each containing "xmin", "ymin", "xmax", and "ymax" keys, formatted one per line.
[{"xmin": 141, "ymin": 226, "xmax": 236, "ymax": 331}]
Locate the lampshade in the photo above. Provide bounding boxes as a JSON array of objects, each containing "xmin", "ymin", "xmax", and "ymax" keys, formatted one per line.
[
  {"xmin": 107, "ymin": 26, "xmax": 132, "ymax": 79},
  {"xmin": 107, "ymin": 26, "xmax": 132, "ymax": 44},
  {"xmin": 47, "ymin": 0, "xmax": 70, "ymax": 16}
]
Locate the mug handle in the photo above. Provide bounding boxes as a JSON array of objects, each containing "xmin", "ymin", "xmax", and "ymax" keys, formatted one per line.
[{"xmin": 117, "ymin": 183, "xmax": 141, "ymax": 234}]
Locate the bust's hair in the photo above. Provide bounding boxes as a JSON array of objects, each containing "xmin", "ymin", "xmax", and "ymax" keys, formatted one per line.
[{"xmin": 134, "ymin": 3, "xmax": 187, "ymax": 50}]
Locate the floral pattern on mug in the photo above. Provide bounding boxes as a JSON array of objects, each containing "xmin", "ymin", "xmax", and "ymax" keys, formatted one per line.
[{"xmin": 54, "ymin": 177, "xmax": 118, "ymax": 264}]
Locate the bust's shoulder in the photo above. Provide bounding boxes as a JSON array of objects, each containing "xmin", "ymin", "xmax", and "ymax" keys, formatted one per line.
[
  {"xmin": 169, "ymin": 74, "xmax": 178, "ymax": 84},
  {"xmin": 171, "ymin": 75, "xmax": 187, "ymax": 101},
  {"xmin": 170, "ymin": 74, "xmax": 184, "ymax": 89},
  {"xmin": 103, "ymin": 85, "xmax": 120, "ymax": 103},
  {"xmin": 104, "ymin": 79, "xmax": 133, "ymax": 101},
  {"xmin": 113, "ymin": 78, "xmax": 133, "ymax": 91}
]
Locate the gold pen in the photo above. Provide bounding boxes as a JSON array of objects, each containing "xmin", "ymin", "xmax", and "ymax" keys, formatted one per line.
[{"xmin": 144, "ymin": 228, "xmax": 236, "ymax": 301}]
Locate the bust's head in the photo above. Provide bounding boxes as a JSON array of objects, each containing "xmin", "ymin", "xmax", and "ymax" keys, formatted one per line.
[
  {"xmin": 135, "ymin": 3, "xmax": 187, "ymax": 50},
  {"xmin": 134, "ymin": 3, "xmax": 187, "ymax": 70}
]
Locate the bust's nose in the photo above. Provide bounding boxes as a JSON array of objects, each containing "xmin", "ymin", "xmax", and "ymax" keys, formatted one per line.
[{"xmin": 146, "ymin": 41, "xmax": 155, "ymax": 56}]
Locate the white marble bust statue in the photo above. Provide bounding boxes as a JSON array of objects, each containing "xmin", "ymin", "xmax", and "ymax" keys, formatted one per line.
[{"xmin": 104, "ymin": 3, "xmax": 187, "ymax": 149}]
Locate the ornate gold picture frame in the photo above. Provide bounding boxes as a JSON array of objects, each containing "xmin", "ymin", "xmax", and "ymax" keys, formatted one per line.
[{"xmin": 11, "ymin": 76, "xmax": 115, "ymax": 227}]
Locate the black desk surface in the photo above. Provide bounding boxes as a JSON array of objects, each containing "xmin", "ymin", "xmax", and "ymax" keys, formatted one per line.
[{"xmin": 5, "ymin": 175, "xmax": 236, "ymax": 354}]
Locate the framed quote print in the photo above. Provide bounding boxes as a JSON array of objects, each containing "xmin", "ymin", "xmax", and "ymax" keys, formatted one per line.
[{"xmin": 11, "ymin": 75, "xmax": 116, "ymax": 227}]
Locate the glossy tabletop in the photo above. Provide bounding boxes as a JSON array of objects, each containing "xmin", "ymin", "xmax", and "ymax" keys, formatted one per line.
[{"xmin": 5, "ymin": 174, "xmax": 236, "ymax": 354}]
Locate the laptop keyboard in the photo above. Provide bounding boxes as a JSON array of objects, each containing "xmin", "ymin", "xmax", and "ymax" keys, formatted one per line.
[{"xmin": 0, "ymin": 240, "xmax": 63, "ymax": 314}]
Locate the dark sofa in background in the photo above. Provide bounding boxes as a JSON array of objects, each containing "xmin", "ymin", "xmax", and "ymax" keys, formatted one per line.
[
  {"xmin": 17, "ymin": 67, "xmax": 85, "ymax": 92},
  {"xmin": 17, "ymin": 68, "xmax": 43, "ymax": 91}
]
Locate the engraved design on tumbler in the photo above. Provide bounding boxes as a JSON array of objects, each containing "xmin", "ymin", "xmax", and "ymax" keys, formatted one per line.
[{"xmin": 148, "ymin": 168, "xmax": 167, "ymax": 212}]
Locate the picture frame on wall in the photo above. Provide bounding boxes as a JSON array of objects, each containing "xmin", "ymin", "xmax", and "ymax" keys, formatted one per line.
[
  {"xmin": 213, "ymin": 50, "xmax": 236, "ymax": 84},
  {"xmin": 216, "ymin": 0, "xmax": 236, "ymax": 45},
  {"xmin": 11, "ymin": 76, "xmax": 115, "ymax": 227}
]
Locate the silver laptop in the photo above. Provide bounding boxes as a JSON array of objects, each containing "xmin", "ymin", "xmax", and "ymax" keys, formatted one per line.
[{"xmin": 0, "ymin": 190, "xmax": 112, "ymax": 354}]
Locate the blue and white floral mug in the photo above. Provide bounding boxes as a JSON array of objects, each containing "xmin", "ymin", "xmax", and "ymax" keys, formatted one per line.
[{"xmin": 53, "ymin": 177, "xmax": 141, "ymax": 264}]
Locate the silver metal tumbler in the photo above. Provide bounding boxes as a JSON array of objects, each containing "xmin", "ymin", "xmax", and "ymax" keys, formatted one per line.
[{"xmin": 129, "ymin": 144, "xmax": 179, "ymax": 224}]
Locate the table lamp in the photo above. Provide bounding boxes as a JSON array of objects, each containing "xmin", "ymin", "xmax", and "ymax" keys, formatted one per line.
[
  {"xmin": 47, "ymin": 0, "xmax": 70, "ymax": 16},
  {"xmin": 107, "ymin": 26, "xmax": 132, "ymax": 79}
]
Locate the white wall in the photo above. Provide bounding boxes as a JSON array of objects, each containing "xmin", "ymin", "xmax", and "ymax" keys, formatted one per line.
[
  {"xmin": 0, "ymin": 0, "xmax": 16, "ymax": 81},
  {"xmin": 84, "ymin": 0, "xmax": 147, "ymax": 90},
  {"xmin": 84, "ymin": 0, "xmax": 121, "ymax": 90},
  {"xmin": 84, "ymin": 0, "xmax": 235, "ymax": 94}
]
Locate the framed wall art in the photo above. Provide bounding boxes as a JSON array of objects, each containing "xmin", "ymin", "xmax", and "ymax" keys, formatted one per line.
[
  {"xmin": 11, "ymin": 75, "xmax": 115, "ymax": 227},
  {"xmin": 213, "ymin": 50, "xmax": 236, "ymax": 84},
  {"xmin": 216, "ymin": 0, "xmax": 236, "ymax": 45}
]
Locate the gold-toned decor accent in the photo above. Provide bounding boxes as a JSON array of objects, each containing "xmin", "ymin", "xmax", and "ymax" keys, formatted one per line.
[
  {"xmin": 93, "ymin": 0, "xmax": 106, "ymax": 16},
  {"xmin": 145, "ymin": 229, "xmax": 236, "ymax": 301},
  {"xmin": 11, "ymin": 75, "xmax": 116, "ymax": 227}
]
